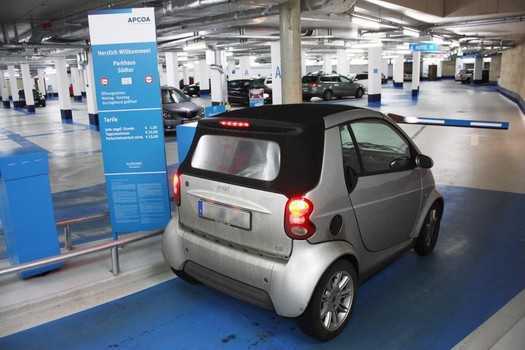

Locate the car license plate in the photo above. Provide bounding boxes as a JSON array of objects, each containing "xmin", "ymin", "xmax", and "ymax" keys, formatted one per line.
[{"xmin": 197, "ymin": 200, "xmax": 251, "ymax": 230}]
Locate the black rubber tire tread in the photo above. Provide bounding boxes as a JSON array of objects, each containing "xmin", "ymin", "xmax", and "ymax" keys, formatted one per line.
[{"xmin": 414, "ymin": 203, "xmax": 442, "ymax": 256}]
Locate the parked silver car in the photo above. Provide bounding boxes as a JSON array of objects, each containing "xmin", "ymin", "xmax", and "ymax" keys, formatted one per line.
[
  {"xmin": 302, "ymin": 73, "xmax": 365, "ymax": 101},
  {"xmin": 162, "ymin": 104, "xmax": 444, "ymax": 340}
]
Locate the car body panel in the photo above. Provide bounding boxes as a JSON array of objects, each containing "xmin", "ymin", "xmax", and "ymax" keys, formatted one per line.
[{"xmin": 178, "ymin": 174, "xmax": 292, "ymax": 259}]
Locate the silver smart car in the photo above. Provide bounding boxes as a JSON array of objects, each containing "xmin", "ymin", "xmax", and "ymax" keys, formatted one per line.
[{"xmin": 162, "ymin": 104, "xmax": 443, "ymax": 340}]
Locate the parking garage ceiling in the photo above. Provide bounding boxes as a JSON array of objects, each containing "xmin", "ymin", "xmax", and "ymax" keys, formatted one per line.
[{"xmin": 0, "ymin": 0, "xmax": 524, "ymax": 66}]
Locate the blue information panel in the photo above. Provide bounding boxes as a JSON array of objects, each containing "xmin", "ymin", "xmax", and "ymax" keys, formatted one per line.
[
  {"xmin": 88, "ymin": 8, "xmax": 170, "ymax": 234},
  {"xmin": 409, "ymin": 42, "xmax": 440, "ymax": 52}
]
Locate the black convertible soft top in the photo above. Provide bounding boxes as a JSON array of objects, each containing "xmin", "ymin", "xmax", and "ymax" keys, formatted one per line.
[
  {"xmin": 212, "ymin": 103, "xmax": 361, "ymax": 126},
  {"xmin": 179, "ymin": 104, "xmax": 362, "ymax": 197}
]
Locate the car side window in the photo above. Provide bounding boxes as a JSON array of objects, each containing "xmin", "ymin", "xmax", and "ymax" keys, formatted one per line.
[
  {"xmin": 340, "ymin": 76, "xmax": 351, "ymax": 83},
  {"xmin": 339, "ymin": 124, "xmax": 361, "ymax": 175},
  {"xmin": 350, "ymin": 119, "xmax": 412, "ymax": 174}
]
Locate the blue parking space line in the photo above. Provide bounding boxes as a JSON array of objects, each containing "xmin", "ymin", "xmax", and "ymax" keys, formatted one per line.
[
  {"xmin": 2, "ymin": 185, "xmax": 524, "ymax": 350},
  {"xmin": 0, "ymin": 127, "xmax": 47, "ymax": 152}
]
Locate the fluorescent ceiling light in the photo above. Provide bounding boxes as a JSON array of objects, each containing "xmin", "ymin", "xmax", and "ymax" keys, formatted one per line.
[
  {"xmin": 183, "ymin": 42, "xmax": 207, "ymax": 51},
  {"xmin": 361, "ymin": 32, "xmax": 386, "ymax": 39},
  {"xmin": 352, "ymin": 17, "xmax": 381, "ymax": 29},
  {"xmin": 382, "ymin": 17, "xmax": 409, "ymax": 25},
  {"xmin": 403, "ymin": 27, "xmax": 420, "ymax": 38},
  {"xmin": 348, "ymin": 41, "xmax": 383, "ymax": 49},
  {"xmin": 353, "ymin": 14, "xmax": 381, "ymax": 23}
]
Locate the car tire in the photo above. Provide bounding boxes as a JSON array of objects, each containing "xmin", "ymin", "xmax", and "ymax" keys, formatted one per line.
[
  {"xmin": 323, "ymin": 90, "xmax": 333, "ymax": 101},
  {"xmin": 298, "ymin": 259, "xmax": 357, "ymax": 341},
  {"xmin": 414, "ymin": 203, "xmax": 442, "ymax": 256},
  {"xmin": 355, "ymin": 88, "xmax": 364, "ymax": 99},
  {"xmin": 171, "ymin": 268, "xmax": 200, "ymax": 284}
]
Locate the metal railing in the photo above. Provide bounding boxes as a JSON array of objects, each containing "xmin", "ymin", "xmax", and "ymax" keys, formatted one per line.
[
  {"xmin": 0, "ymin": 213, "xmax": 163, "ymax": 277},
  {"xmin": 56, "ymin": 213, "xmax": 108, "ymax": 251}
]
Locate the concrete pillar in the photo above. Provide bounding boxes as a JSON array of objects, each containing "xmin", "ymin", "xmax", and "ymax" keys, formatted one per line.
[
  {"xmin": 473, "ymin": 55, "xmax": 483, "ymax": 83},
  {"xmin": 455, "ymin": 57, "xmax": 463, "ymax": 76},
  {"xmin": 301, "ymin": 52, "xmax": 306, "ymax": 76},
  {"xmin": 367, "ymin": 46, "xmax": 382, "ymax": 106},
  {"xmin": 381, "ymin": 58, "xmax": 389, "ymax": 83},
  {"xmin": 271, "ymin": 41, "xmax": 282, "ymax": 105},
  {"xmin": 79, "ymin": 68, "xmax": 86, "ymax": 97},
  {"xmin": 8, "ymin": 65, "xmax": 21, "ymax": 107},
  {"xmin": 198, "ymin": 59, "xmax": 210, "ymax": 93},
  {"xmin": 158, "ymin": 63, "xmax": 167, "ymax": 86},
  {"xmin": 0, "ymin": 70, "xmax": 10, "ymax": 108},
  {"xmin": 20, "ymin": 64, "xmax": 35, "ymax": 113},
  {"xmin": 336, "ymin": 49, "xmax": 350, "ymax": 77},
  {"xmin": 70, "ymin": 67, "xmax": 82, "ymax": 101},
  {"xmin": 411, "ymin": 51, "xmax": 421, "ymax": 98},
  {"xmin": 239, "ymin": 56, "xmax": 250, "ymax": 79},
  {"xmin": 181, "ymin": 65, "xmax": 189, "ymax": 85},
  {"xmin": 393, "ymin": 55, "xmax": 404, "ymax": 88},
  {"xmin": 37, "ymin": 69, "xmax": 46, "ymax": 96},
  {"xmin": 279, "ymin": 0, "xmax": 302, "ymax": 103},
  {"xmin": 54, "ymin": 57, "xmax": 72, "ymax": 122},
  {"xmin": 86, "ymin": 51, "xmax": 99, "ymax": 130},
  {"xmin": 323, "ymin": 54, "xmax": 332, "ymax": 74},
  {"xmin": 209, "ymin": 49, "xmax": 226, "ymax": 105},
  {"xmin": 165, "ymin": 52, "xmax": 180, "ymax": 88},
  {"xmin": 437, "ymin": 60, "xmax": 443, "ymax": 79}
]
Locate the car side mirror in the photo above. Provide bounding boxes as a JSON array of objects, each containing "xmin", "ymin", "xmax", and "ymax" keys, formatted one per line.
[{"xmin": 415, "ymin": 154, "xmax": 433, "ymax": 169}]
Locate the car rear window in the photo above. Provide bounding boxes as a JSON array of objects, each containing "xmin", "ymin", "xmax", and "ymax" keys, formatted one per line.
[
  {"xmin": 302, "ymin": 76, "xmax": 318, "ymax": 83},
  {"xmin": 191, "ymin": 135, "xmax": 281, "ymax": 181}
]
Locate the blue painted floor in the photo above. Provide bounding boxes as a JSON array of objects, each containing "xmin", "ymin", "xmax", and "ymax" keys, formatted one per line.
[{"xmin": 1, "ymin": 185, "xmax": 524, "ymax": 349}]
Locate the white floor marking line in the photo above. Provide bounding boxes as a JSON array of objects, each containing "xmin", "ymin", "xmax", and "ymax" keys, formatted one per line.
[
  {"xmin": 452, "ymin": 289, "xmax": 525, "ymax": 350},
  {"xmin": 470, "ymin": 122, "xmax": 503, "ymax": 128}
]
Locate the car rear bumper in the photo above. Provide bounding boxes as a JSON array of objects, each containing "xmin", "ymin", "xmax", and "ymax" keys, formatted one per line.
[{"xmin": 162, "ymin": 214, "xmax": 358, "ymax": 317}]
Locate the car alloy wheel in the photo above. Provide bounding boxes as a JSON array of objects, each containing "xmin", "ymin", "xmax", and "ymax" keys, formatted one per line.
[{"xmin": 320, "ymin": 271, "xmax": 354, "ymax": 331}]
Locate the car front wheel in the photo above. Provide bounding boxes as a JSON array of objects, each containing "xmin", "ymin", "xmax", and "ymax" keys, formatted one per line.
[
  {"xmin": 355, "ymin": 88, "xmax": 364, "ymax": 99},
  {"xmin": 414, "ymin": 203, "xmax": 442, "ymax": 256},
  {"xmin": 298, "ymin": 259, "xmax": 357, "ymax": 341}
]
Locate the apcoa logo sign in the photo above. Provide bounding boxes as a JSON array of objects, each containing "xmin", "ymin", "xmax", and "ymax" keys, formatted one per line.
[{"xmin": 128, "ymin": 16, "xmax": 151, "ymax": 24}]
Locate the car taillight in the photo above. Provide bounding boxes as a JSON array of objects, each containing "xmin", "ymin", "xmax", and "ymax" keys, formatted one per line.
[
  {"xmin": 219, "ymin": 120, "xmax": 250, "ymax": 128},
  {"xmin": 284, "ymin": 197, "xmax": 316, "ymax": 240},
  {"xmin": 173, "ymin": 172, "xmax": 181, "ymax": 206},
  {"xmin": 309, "ymin": 83, "xmax": 319, "ymax": 88}
]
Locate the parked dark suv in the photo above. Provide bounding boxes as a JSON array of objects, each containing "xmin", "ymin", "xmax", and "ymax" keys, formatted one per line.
[
  {"xmin": 227, "ymin": 79, "xmax": 272, "ymax": 106},
  {"xmin": 161, "ymin": 86, "xmax": 203, "ymax": 132},
  {"xmin": 302, "ymin": 73, "xmax": 365, "ymax": 101}
]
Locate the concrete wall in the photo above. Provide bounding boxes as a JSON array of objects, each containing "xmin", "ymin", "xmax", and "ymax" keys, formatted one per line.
[
  {"xmin": 499, "ymin": 43, "xmax": 525, "ymax": 99},
  {"xmin": 489, "ymin": 54, "xmax": 502, "ymax": 83},
  {"xmin": 498, "ymin": 42, "xmax": 525, "ymax": 112},
  {"xmin": 442, "ymin": 60, "xmax": 455, "ymax": 77}
]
